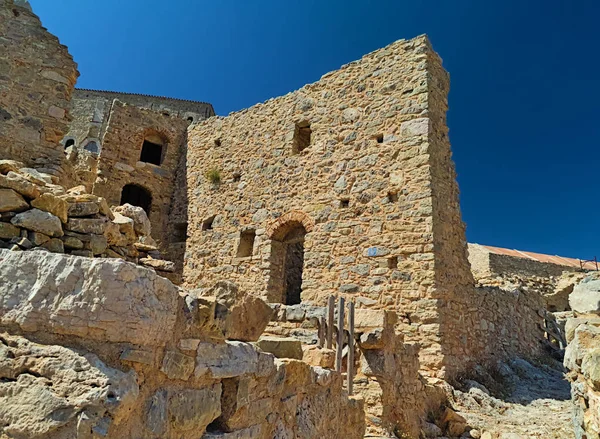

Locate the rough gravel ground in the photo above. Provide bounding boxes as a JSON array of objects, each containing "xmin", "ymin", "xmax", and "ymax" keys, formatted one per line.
[{"xmin": 449, "ymin": 358, "xmax": 573, "ymax": 439}]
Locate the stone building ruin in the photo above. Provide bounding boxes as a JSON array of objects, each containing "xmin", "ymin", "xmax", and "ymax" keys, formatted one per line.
[{"xmin": 1, "ymin": 0, "xmax": 599, "ymax": 438}]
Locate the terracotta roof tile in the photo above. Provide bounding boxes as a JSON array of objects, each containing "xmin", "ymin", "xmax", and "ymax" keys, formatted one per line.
[{"xmin": 479, "ymin": 245, "xmax": 598, "ymax": 270}]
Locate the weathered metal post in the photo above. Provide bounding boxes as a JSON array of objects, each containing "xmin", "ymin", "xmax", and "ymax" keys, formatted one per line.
[
  {"xmin": 319, "ymin": 315, "xmax": 326, "ymax": 348},
  {"xmin": 336, "ymin": 297, "xmax": 345, "ymax": 373},
  {"xmin": 347, "ymin": 300, "xmax": 355, "ymax": 395},
  {"xmin": 327, "ymin": 295, "xmax": 335, "ymax": 349}
]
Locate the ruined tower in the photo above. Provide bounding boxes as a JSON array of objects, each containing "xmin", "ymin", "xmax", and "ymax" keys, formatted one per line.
[
  {"xmin": 0, "ymin": 0, "xmax": 78, "ymax": 179},
  {"xmin": 183, "ymin": 36, "xmax": 476, "ymax": 379}
]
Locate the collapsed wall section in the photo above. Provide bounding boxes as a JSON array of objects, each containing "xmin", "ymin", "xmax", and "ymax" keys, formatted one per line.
[
  {"xmin": 0, "ymin": 0, "xmax": 78, "ymax": 177},
  {"xmin": 62, "ymin": 92, "xmax": 215, "ymax": 277},
  {"xmin": 90, "ymin": 101, "xmax": 189, "ymax": 255}
]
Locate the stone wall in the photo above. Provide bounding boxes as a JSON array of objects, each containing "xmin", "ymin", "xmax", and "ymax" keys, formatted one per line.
[
  {"xmin": 471, "ymin": 285, "xmax": 547, "ymax": 363},
  {"xmin": 469, "ymin": 243, "xmax": 586, "ymax": 312},
  {"xmin": 0, "ymin": 250, "xmax": 365, "ymax": 439},
  {"xmin": 184, "ymin": 35, "xmax": 475, "ymax": 379},
  {"xmin": 73, "ymin": 88, "xmax": 214, "ymax": 126},
  {"xmin": 468, "ymin": 243, "xmax": 580, "ymax": 280},
  {"xmin": 0, "ymin": 0, "xmax": 79, "ymax": 180},
  {"xmin": 63, "ymin": 89, "xmax": 215, "ymax": 187},
  {"xmin": 0, "ymin": 160, "xmax": 174, "ymax": 273},
  {"xmin": 263, "ymin": 303, "xmax": 432, "ymax": 438},
  {"xmin": 89, "ymin": 101, "xmax": 190, "ymax": 255},
  {"xmin": 61, "ymin": 91, "xmax": 214, "ymax": 265}
]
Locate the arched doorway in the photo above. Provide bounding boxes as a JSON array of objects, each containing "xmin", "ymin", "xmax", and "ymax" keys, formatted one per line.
[
  {"xmin": 267, "ymin": 222, "xmax": 307, "ymax": 305},
  {"xmin": 120, "ymin": 184, "xmax": 152, "ymax": 214}
]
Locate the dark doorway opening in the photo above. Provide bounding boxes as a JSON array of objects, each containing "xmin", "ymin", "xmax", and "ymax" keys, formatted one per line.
[
  {"xmin": 267, "ymin": 223, "xmax": 306, "ymax": 305},
  {"xmin": 121, "ymin": 184, "xmax": 152, "ymax": 214}
]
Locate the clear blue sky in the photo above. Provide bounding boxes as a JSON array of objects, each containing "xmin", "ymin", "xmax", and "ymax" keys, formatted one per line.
[{"xmin": 30, "ymin": 0, "xmax": 600, "ymax": 259}]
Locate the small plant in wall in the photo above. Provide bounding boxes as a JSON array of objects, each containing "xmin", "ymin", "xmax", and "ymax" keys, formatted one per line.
[{"xmin": 205, "ymin": 168, "xmax": 222, "ymax": 185}]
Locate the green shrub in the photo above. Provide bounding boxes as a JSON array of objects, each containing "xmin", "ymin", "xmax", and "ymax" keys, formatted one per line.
[{"xmin": 205, "ymin": 168, "xmax": 221, "ymax": 185}]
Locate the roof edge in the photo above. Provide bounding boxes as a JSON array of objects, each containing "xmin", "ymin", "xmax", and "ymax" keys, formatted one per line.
[{"xmin": 74, "ymin": 88, "xmax": 214, "ymax": 108}]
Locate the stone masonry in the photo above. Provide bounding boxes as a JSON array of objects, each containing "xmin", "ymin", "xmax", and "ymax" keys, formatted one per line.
[
  {"xmin": 1, "ymin": 2, "xmax": 581, "ymax": 437},
  {"xmin": 0, "ymin": 0, "xmax": 78, "ymax": 180},
  {"xmin": 184, "ymin": 35, "xmax": 475, "ymax": 379},
  {"xmin": 62, "ymin": 90, "xmax": 215, "ymax": 259}
]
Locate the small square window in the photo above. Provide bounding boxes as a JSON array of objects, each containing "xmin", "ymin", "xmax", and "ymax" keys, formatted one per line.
[
  {"xmin": 292, "ymin": 121, "xmax": 312, "ymax": 154},
  {"xmin": 233, "ymin": 172, "xmax": 241, "ymax": 182},
  {"xmin": 388, "ymin": 192, "xmax": 399, "ymax": 203},
  {"xmin": 236, "ymin": 229, "xmax": 256, "ymax": 257},
  {"xmin": 376, "ymin": 134, "xmax": 384, "ymax": 144},
  {"xmin": 388, "ymin": 256, "xmax": 398, "ymax": 269},
  {"xmin": 140, "ymin": 140, "xmax": 163, "ymax": 165},
  {"xmin": 340, "ymin": 198, "xmax": 350, "ymax": 208},
  {"xmin": 202, "ymin": 215, "xmax": 216, "ymax": 231},
  {"xmin": 214, "ymin": 138, "xmax": 222, "ymax": 147}
]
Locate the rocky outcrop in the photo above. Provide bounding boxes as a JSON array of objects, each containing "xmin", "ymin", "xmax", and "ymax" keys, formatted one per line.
[
  {"xmin": 0, "ymin": 333, "xmax": 139, "ymax": 438},
  {"xmin": 0, "ymin": 251, "xmax": 365, "ymax": 438},
  {"xmin": 205, "ymin": 280, "xmax": 273, "ymax": 342},
  {"xmin": 564, "ymin": 320, "xmax": 600, "ymax": 439},
  {"xmin": 0, "ymin": 250, "xmax": 179, "ymax": 346},
  {"xmin": 570, "ymin": 273, "xmax": 600, "ymax": 315}
]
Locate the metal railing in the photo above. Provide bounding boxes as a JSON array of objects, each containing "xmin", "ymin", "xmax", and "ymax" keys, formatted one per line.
[
  {"xmin": 579, "ymin": 256, "xmax": 599, "ymax": 271},
  {"xmin": 316, "ymin": 295, "xmax": 356, "ymax": 395}
]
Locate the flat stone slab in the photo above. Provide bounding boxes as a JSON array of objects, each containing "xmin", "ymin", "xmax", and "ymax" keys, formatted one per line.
[{"xmin": 256, "ymin": 336, "xmax": 303, "ymax": 360}]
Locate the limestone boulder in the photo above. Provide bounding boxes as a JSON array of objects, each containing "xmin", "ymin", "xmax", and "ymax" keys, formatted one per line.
[
  {"xmin": 581, "ymin": 348, "xmax": 600, "ymax": 389},
  {"xmin": 19, "ymin": 167, "xmax": 53, "ymax": 185},
  {"xmin": 0, "ymin": 250, "xmax": 179, "ymax": 346},
  {"xmin": 0, "ymin": 333, "xmax": 139, "ymax": 438},
  {"xmin": 112, "ymin": 211, "xmax": 136, "ymax": 241},
  {"xmin": 114, "ymin": 203, "xmax": 151, "ymax": 236},
  {"xmin": 11, "ymin": 208, "xmax": 63, "ymax": 237},
  {"xmin": 168, "ymin": 386, "xmax": 222, "ymax": 433},
  {"xmin": 303, "ymin": 345, "xmax": 335, "ymax": 368},
  {"xmin": 196, "ymin": 341, "xmax": 259, "ymax": 378},
  {"xmin": 0, "ymin": 159, "xmax": 24, "ymax": 174},
  {"xmin": 204, "ymin": 281, "xmax": 272, "ymax": 342},
  {"xmin": 65, "ymin": 217, "xmax": 107, "ymax": 234},
  {"xmin": 564, "ymin": 324, "xmax": 600, "ymax": 373},
  {"xmin": 257, "ymin": 336, "xmax": 303, "ymax": 359},
  {"xmin": 28, "ymin": 231, "xmax": 50, "ymax": 246},
  {"xmin": 30, "ymin": 192, "xmax": 68, "ymax": 223},
  {"xmin": 90, "ymin": 233, "xmax": 108, "ymax": 255},
  {"xmin": 565, "ymin": 317, "xmax": 600, "ymax": 343},
  {"xmin": 161, "ymin": 350, "xmax": 195, "ymax": 381},
  {"xmin": 62, "ymin": 235, "xmax": 84, "ymax": 250},
  {"xmin": 104, "ymin": 221, "xmax": 129, "ymax": 246},
  {"xmin": 0, "ymin": 171, "xmax": 41, "ymax": 199},
  {"xmin": 0, "ymin": 222, "xmax": 20, "ymax": 240},
  {"xmin": 67, "ymin": 201, "xmax": 99, "ymax": 217},
  {"xmin": 0, "ymin": 188, "xmax": 28, "ymax": 212},
  {"xmin": 65, "ymin": 185, "xmax": 88, "ymax": 195},
  {"xmin": 141, "ymin": 258, "xmax": 175, "ymax": 272},
  {"xmin": 38, "ymin": 183, "xmax": 66, "ymax": 197},
  {"xmin": 570, "ymin": 275, "xmax": 600, "ymax": 314},
  {"xmin": 98, "ymin": 197, "xmax": 114, "ymax": 220},
  {"xmin": 42, "ymin": 238, "xmax": 64, "ymax": 253},
  {"xmin": 145, "ymin": 386, "xmax": 222, "ymax": 437}
]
